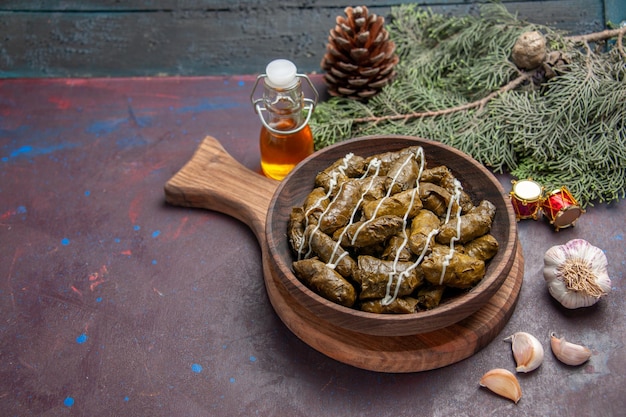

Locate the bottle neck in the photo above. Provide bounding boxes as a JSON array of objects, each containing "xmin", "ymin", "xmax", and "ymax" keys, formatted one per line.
[{"xmin": 263, "ymin": 81, "xmax": 305, "ymax": 128}]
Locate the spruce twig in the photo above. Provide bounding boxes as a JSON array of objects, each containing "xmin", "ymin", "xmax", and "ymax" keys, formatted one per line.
[
  {"xmin": 311, "ymin": 4, "xmax": 626, "ymax": 207},
  {"xmin": 351, "ymin": 25, "xmax": 626, "ymax": 126},
  {"xmin": 566, "ymin": 26, "xmax": 626, "ymax": 59},
  {"xmin": 565, "ymin": 26, "xmax": 626, "ymax": 44},
  {"xmin": 352, "ymin": 72, "xmax": 532, "ymax": 124}
]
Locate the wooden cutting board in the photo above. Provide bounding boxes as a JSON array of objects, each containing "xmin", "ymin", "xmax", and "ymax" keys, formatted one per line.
[{"xmin": 165, "ymin": 135, "xmax": 524, "ymax": 373}]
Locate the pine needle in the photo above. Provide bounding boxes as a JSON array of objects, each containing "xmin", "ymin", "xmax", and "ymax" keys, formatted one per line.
[{"xmin": 310, "ymin": 3, "xmax": 626, "ymax": 207}]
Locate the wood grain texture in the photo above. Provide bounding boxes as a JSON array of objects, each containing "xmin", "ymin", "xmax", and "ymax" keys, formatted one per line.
[
  {"xmin": 3, "ymin": 74, "xmax": 625, "ymax": 414},
  {"xmin": 266, "ymin": 135, "xmax": 518, "ymax": 336},
  {"xmin": 164, "ymin": 135, "xmax": 277, "ymax": 242},
  {"xmin": 0, "ymin": 0, "xmax": 608, "ymax": 78},
  {"xmin": 164, "ymin": 134, "xmax": 523, "ymax": 371},
  {"xmin": 264, "ymin": 244, "xmax": 523, "ymax": 372}
]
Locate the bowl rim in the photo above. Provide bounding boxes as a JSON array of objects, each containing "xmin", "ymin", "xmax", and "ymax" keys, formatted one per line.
[{"xmin": 265, "ymin": 134, "xmax": 518, "ymax": 336}]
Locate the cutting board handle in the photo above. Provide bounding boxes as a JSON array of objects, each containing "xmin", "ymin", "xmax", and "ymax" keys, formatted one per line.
[{"xmin": 164, "ymin": 136, "xmax": 278, "ymax": 241}]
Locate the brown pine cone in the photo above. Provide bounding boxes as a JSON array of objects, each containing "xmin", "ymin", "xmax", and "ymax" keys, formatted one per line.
[{"xmin": 320, "ymin": 6, "xmax": 399, "ymax": 100}]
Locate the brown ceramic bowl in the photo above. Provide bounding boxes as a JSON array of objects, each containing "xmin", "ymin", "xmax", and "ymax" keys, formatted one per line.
[{"xmin": 265, "ymin": 135, "xmax": 518, "ymax": 336}]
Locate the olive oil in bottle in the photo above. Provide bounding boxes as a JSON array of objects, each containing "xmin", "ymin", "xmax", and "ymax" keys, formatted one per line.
[{"xmin": 251, "ymin": 59, "xmax": 318, "ymax": 180}]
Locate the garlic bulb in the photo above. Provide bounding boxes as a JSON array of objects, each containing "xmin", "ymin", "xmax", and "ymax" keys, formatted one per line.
[
  {"xmin": 543, "ymin": 239, "xmax": 612, "ymax": 309},
  {"xmin": 504, "ymin": 332, "xmax": 544, "ymax": 373}
]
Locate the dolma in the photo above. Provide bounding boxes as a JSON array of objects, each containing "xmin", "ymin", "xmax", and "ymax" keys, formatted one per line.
[
  {"xmin": 318, "ymin": 179, "xmax": 362, "ymax": 234},
  {"xmin": 360, "ymin": 297, "xmax": 419, "ymax": 314},
  {"xmin": 382, "ymin": 233, "xmax": 413, "ymax": 262},
  {"xmin": 302, "ymin": 187, "xmax": 329, "ymax": 224},
  {"xmin": 439, "ymin": 171, "xmax": 474, "ymax": 213},
  {"xmin": 408, "ymin": 209, "xmax": 440, "ymax": 256},
  {"xmin": 355, "ymin": 255, "xmax": 423, "ymax": 300},
  {"xmin": 364, "ymin": 146, "xmax": 423, "ymax": 175},
  {"xmin": 421, "ymin": 166, "xmax": 473, "ymax": 214},
  {"xmin": 314, "ymin": 153, "xmax": 365, "ymax": 191},
  {"xmin": 290, "ymin": 145, "xmax": 502, "ymax": 314},
  {"xmin": 352, "ymin": 241, "xmax": 387, "ymax": 259},
  {"xmin": 436, "ymin": 200, "xmax": 496, "ymax": 244},
  {"xmin": 335, "ymin": 215, "xmax": 404, "ymax": 248},
  {"xmin": 362, "ymin": 188, "xmax": 422, "ymax": 220},
  {"xmin": 420, "ymin": 166, "xmax": 450, "ymax": 184},
  {"xmin": 419, "ymin": 182, "xmax": 460, "ymax": 217},
  {"xmin": 416, "ymin": 285, "xmax": 446, "ymax": 310},
  {"xmin": 292, "ymin": 258, "xmax": 356, "ymax": 307},
  {"xmin": 422, "ymin": 249, "xmax": 485, "ymax": 289},
  {"xmin": 385, "ymin": 154, "xmax": 420, "ymax": 194},
  {"xmin": 354, "ymin": 175, "xmax": 387, "ymax": 203},
  {"xmin": 288, "ymin": 207, "xmax": 307, "ymax": 256},
  {"xmin": 307, "ymin": 226, "xmax": 357, "ymax": 278},
  {"xmin": 462, "ymin": 234, "xmax": 499, "ymax": 261}
]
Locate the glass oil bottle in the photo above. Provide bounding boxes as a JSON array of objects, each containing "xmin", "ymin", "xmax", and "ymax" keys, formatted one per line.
[{"xmin": 251, "ymin": 59, "xmax": 318, "ymax": 180}]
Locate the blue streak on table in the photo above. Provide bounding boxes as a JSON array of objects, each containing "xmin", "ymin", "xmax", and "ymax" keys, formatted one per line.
[{"xmin": 0, "ymin": 76, "xmax": 624, "ymax": 417}]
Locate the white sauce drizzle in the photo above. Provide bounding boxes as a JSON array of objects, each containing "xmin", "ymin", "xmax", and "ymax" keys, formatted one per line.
[
  {"xmin": 381, "ymin": 227, "xmax": 438, "ymax": 305},
  {"xmin": 438, "ymin": 179, "xmax": 463, "ymax": 285},
  {"xmin": 380, "ymin": 148, "xmax": 427, "ymax": 306},
  {"xmin": 297, "ymin": 147, "xmax": 464, "ymax": 305},
  {"xmin": 298, "ymin": 153, "xmax": 381, "ymax": 270},
  {"xmin": 297, "ymin": 176, "xmax": 334, "ymax": 260},
  {"xmin": 297, "ymin": 159, "xmax": 346, "ymax": 260},
  {"xmin": 329, "ymin": 158, "xmax": 382, "ymax": 268}
]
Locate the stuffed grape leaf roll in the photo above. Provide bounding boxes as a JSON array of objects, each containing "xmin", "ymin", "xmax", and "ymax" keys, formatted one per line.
[
  {"xmin": 354, "ymin": 175, "xmax": 387, "ymax": 203},
  {"xmin": 302, "ymin": 187, "xmax": 329, "ymax": 225},
  {"xmin": 385, "ymin": 154, "xmax": 420, "ymax": 194},
  {"xmin": 364, "ymin": 146, "xmax": 424, "ymax": 175},
  {"xmin": 355, "ymin": 255, "xmax": 423, "ymax": 300},
  {"xmin": 422, "ymin": 247, "xmax": 485, "ymax": 289},
  {"xmin": 419, "ymin": 182, "xmax": 460, "ymax": 217},
  {"xmin": 335, "ymin": 215, "xmax": 404, "ymax": 248},
  {"xmin": 314, "ymin": 153, "xmax": 365, "ymax": 191},
  {"xmin": 421, "ymin": 166, "xmax": 473, "ymax": 213},
  {"xmin": 362, "ymin": 188, "xmax": 422, "ymax": 220},
  {"xmin": 318, "ymin": 179, "xmax": 362, "ymax": 234},
  {"xmin": 408, "ymin": 209, "xmax": 440, "ymax": 256},
  {"xmin": 360, "ymin": 296, "xmax": 419, "ymax": 314},
  {"xmin": 292, "ymin": 258, "xmax": 356, "ymax": 307},
  {"xmin": 307, "ymin": 226, "xmax": 357, "ymax": 278},
  {"xmin": 436, "ymin": 200, "xmax": 496, "ymax": 244},
  {"xmin": 416, "ymin": 285, "xmax": 446, "ymax": 310},
  {"xmin": 288, "ymin": 208, "xmax": 307, "ymax": 257},
  {"xmin": 462, "ymin": 234, "xmax": 499, "ymax": 261},
  {"xmin": 382, "ymin": 233, "xmax": 413, "ymax": 262}
]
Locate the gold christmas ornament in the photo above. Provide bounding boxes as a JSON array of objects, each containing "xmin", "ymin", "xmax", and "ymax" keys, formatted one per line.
[
  {"xmin": 320, "ymin": 6, "xmax": 399, "ymax": 100},
  {"xmin": 511, "ymin": 30, "xmax": 547, "ymax": 70}
]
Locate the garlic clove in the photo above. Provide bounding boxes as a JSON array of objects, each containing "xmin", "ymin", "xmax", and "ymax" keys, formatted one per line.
[
  {"xmin": 550, "ymin": 332, "xmax": 592, "ymax": 366},
  {"xmin": 479, "ymin": 368, "xmax": 522, "ymax": 404},
  {"xmin": 504, "ymin": 332, "xmax": 544, "ymax": 373}
]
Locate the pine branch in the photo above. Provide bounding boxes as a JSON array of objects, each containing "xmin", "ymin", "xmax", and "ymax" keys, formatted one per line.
[
  {"xmin": 352, "ymin": 72, "xmax": 532, "ymax": 124},
  {"xmin": 311, "ymin": 4, "xmax": 626, "ymax": 206},
  {"xmin": 565, "ymin": 26, "xmax": 626, "ymax": 43},
  {"xmin": 566, "ymin": 26, "xmax": 626, "ymax": 59},
  {"xmin": 353, "ymin": 26, "xmax": 626, "ymax": 125}
]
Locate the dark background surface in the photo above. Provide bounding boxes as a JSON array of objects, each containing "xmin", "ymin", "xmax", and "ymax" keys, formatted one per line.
[
  {"xmin": 1, "ymin": 0, "xmax": 624, "ymax": 78},
  {"xmin": 0, "ymin": 75, "xmax": 624, "ymax": 416},
  {"xmin": 1, "ymin": 0, "xmax": 625, "ymax": 415}
]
